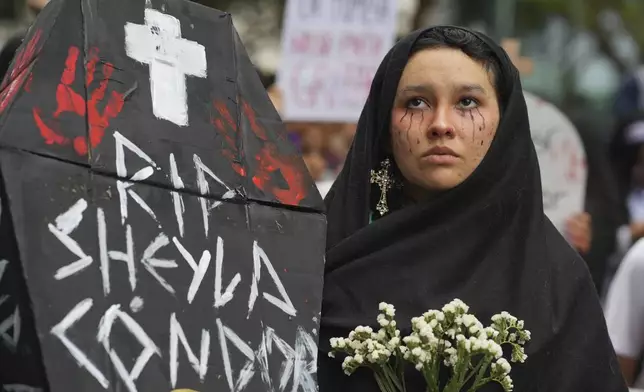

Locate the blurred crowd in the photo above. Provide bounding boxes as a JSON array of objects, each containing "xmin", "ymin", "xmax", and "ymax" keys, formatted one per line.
[{"xmin": 264, "ymin": 82, "xmax": 355, "ymax": 198}]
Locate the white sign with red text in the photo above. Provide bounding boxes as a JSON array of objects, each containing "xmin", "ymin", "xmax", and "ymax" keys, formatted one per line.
[
  {"xmin": 277, "ymin": 0, "xmax": 397, "ymax": 122},
  {"xmin": 524, "ymin": 91, "xmax": 587, "ymax": 232}
]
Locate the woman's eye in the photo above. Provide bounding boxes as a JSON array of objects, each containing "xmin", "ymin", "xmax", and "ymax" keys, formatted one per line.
[
  {"xmin": 457, "ymin": 98, "xmax": 478, "ymax": 109},
  {"xmin": 407, "ymin": 98, "xmax": 428, "ymax": 109}
]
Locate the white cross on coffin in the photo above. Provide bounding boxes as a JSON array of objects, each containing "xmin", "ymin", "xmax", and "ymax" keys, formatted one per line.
[{"xmin": 125, "ymin": 9, "xmax": 207, "ymax": 127}]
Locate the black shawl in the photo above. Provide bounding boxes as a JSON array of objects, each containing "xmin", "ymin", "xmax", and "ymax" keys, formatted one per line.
[{"xmin": 319, "ymin": 27, "xmax": 626, "ymax": 392}]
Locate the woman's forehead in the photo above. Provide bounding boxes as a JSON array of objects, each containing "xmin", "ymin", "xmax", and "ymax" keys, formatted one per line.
[{"xmin": 398, "ymin": 48, "xmax": 496, "ymax": 94}]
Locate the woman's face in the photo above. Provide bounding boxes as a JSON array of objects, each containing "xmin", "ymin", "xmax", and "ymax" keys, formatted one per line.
[{"xmin": 390, "ymin": 47, "xmax": 501, "ymax": 198}]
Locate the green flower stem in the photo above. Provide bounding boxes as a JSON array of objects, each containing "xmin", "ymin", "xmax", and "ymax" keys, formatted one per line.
[
  {"xmin": 383, "ymin": 363, "xmax": 404, "ymax": 392},
  {"xmin": 423, "ymin": 367, "xmax": 440, "ymax": 392},
  {"xmin": 443, "ymin": 350, "xmax": 469, "ymax": 392},
  {"xmin": 462, "ymin": 356, "xmax": 487, "ymax": 387},
  {"xmin": 396, "ymin": 356, "xmax": 408, "ymax": 392},
  {"xmin": 471, "ymin": 377, "xmax": 493, "ymax": 391},
  {"xmin": 375, "ymin": 367, "xmax": 399, "ymax": 392},
  {"xmin": 467, "ymin": 357, "xmax": 494, "ymax": 392},
  {"xmin": 375, "ymin": 370, "xmax": 395, "ymax": 392}
]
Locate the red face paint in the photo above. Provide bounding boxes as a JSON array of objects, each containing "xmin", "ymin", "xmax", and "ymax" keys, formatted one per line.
[
  {"xmin": 212, "ymin": 99, "xmax": 308, "ymax": 205},
  {"xmin": 0, "ymin": 30, "xmax": 42, "ymax": 115},
  {"xmin": 32, "ymin": 46, "xmax": 125, "ymax": 156}
]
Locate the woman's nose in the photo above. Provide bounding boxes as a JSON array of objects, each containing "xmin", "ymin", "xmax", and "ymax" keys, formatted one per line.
[{"xmin": 427, "ymin": 108, "xmax": 455, "ymax": 139}]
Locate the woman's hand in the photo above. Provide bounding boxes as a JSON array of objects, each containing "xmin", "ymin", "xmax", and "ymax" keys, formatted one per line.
[{"xmin": 566, "ymin": 212, "xmax": 592, "ymax": 255}]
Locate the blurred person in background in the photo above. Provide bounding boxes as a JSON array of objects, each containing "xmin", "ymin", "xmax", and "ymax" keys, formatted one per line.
[
  {"xmin": 604, "ymin": 115, "xmax": 644, "ymax": 388},
  {"xmin": 604, "ymin": 232, "xmax": 644, "ymax": 388},
  {"xmin": 0, "ymin": 0, "xmax": 49, "ymax": 79},
  {"xmin": 613, "ymin": 66, "xmax": 644, "ymax": 122},
  {"xmin": 503, "ymin": 40, "xmax": 618, "ymax": 293},
  {"xmin": 303, "ymin": 150, "xmax": 334, "ymax": 197},
  {"xmin": 609, "ymin": 116, "xmax": 644, "ymax": 265},
  {"xmin": 265, "ymin": 83, "xmax": 342, "ymax": 197},
  {"xmin": 326, "ymin": 123, "xmax": 356, "ymax": 174}
]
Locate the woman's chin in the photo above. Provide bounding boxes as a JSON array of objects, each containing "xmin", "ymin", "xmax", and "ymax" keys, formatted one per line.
[{"xmin": 419, "ymin": 171, "xmax": 466, "ymax": 191}]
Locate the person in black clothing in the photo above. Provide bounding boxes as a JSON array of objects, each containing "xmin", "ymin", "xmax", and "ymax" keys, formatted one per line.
[
  {"xmin": 0, "ymin": 34, "xmax": 24, "ymax": 81},
  {"xmin": 319, "ymin": 26, "xmax": 627, "ymax": 391}
]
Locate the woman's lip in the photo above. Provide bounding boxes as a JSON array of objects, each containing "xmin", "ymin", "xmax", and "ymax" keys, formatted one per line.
[{"xmin": 421, "ymin": 154, "xmax": 460, "ymax": 164}]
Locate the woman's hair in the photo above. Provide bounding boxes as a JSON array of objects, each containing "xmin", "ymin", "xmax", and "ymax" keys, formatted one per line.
[{"xmin": 411, "ymin": 27, "xmax": 504, "ymax": 105}]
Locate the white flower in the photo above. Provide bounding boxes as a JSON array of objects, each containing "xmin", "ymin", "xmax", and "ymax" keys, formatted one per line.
[
  {"xmin": 501, "ymin": 375, "xmax": 514, "ymax": 391},
  {"xmin": 462, "ymin": 314, "xmax": 477, "ymax": 327},
  {"xmin": 355, "ymin": 326, "xmax": 373, "ymax": 334},
  {"xmin": 442, "ymin": 303, "xmax": 456, "ymax": 314},
  {"xmin": 488, "ymin": 341, "xmax": 503, "ymax": 358},
  {"xmin": 403, "ymin": 335, "xmax": 421, "ymax": 346},
  {"xmin": 496, "ymin": 358, "xmax": 511, "ymax": 374},
  {"xmin": 387, "ymin": 337, "xmax": 401, "ymax": 350},
  {"xmin": 378, "ymin": 302, "xmax": 396, "ymax": 318}
]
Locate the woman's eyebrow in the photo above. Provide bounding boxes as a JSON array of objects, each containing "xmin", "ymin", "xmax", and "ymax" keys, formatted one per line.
[
  {"xmin": 397, "ymin": 83, "xmax": 487, "ymax": 96},
  {"xmin": 397, "ymin": 84, "xmax": 434, "ymax": 96},
  {"xmin": 455, "ymin": 84, "xmax": 486, "ymax": 94}
]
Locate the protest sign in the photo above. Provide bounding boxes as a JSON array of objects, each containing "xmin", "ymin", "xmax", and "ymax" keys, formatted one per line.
[
  {"xmin": 0, "ymin": 0, "xmax": 326, "ymax": 391},
  {"xmin": 277, "ymin": 0, "xmax": 397, "ymax": 123},
  {"xmin": 524, "ymin": 91, "xmax": 587, "ymax": 231}
]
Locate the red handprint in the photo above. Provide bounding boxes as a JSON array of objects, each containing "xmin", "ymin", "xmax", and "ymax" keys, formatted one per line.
[
  {"xmin": 0, "ymin": 30, "xmax": 42, "ymax": 116},
  {"xmin": 212, "ymin": 99, "xmax": 308, "ymax": 206},
  {"xmin": 33, "ymin": 46, "xmax": 125, "ymax": 156}
]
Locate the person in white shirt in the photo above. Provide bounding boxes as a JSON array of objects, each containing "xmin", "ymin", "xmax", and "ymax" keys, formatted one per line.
[{"xmin": 605, "ymin": 237, "xmax": 644, "ymax": 388}]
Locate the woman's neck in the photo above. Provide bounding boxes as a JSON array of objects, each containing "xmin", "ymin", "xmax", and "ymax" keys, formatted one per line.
[{"xmin": 402, "ymin": 180, "xmax": 439, "ymax": 204}]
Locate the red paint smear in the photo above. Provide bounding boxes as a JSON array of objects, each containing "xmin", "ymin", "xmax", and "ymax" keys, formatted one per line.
[
  {"xmin": 566, "ymin": 152, "xmax": 579, "ymax": 181},
  {"xmin": 24, "ymin": 73, "xmax": 33, "ymax": 92},
  {"xmin": 0, "ymin": 30, "xmax": 42, "ymax": 115},
  {"xmin": 213, "ymin": 101, "xmax": 237, "ymax": 150},
  {"xmin": 253, "ymin": 145, "xmax": 307, "ymax": 205},
  {"xmin": 54, "ymin": 47, "xmax": 85, "ymax": 118},
  {"xmin": 212, "ymin": 101, "xmax": 245, "ymax": 176},
  {"xmin": 32, "ymin": 46, "xmax": 125, "ymax": 156},
  {"xmin": 242, "ymin": 100, "xmax": 267, "ymax": 140},
  {"xmin": 33, "ymin": 108, "xmax": 68, "ymax": 146},
  {"xmin": 212, "ymin": 99, "xmax": 308, "ymax": 205}
]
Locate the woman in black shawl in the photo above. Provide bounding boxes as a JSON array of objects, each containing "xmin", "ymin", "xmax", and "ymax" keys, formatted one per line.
[{"xmin": 318, "ymin": 26, "xmax": 627, "ymax": 391}]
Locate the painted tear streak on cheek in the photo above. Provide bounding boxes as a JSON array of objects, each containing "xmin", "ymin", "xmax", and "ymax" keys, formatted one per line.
[
  {"xmin": 474, "ymin": 107, "xmax": 487, "ymax": 131},
  {"xmin": 406, "ymin": 112, "xmax": 416, "ymax": 152},
  {"xmin": 466, "ymin": 110, "xmax": 481, "ymax": 142}
]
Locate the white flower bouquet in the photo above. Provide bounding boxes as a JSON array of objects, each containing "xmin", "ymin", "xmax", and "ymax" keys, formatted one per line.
[{"xmin": 329, "ymin": 299, "xmax": 531, "ymax": 392}]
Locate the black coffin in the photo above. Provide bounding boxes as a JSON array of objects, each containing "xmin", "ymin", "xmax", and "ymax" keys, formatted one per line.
[{"xmin": 0, "ymin": 0, "xmax": 326, "ymax": 391}]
